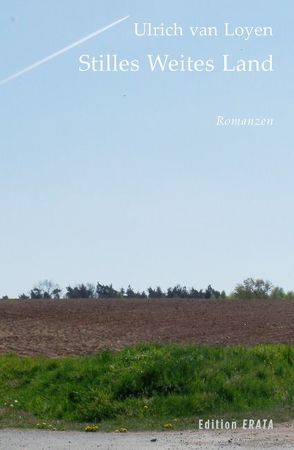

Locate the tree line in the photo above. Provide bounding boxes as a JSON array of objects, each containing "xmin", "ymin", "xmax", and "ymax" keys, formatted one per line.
[
  {"xmin": 16, "ymin": 280, "xmax": 225, "ymax": 300},
  {"xmin": 1, "ymin": 278, "xmax": 294, "ymax": 301}
]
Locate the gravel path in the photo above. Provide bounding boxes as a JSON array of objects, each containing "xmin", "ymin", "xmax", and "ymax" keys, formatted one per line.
[{"xmin": 0, "ymin": 423, "xmax": 293, "ymax": 450}]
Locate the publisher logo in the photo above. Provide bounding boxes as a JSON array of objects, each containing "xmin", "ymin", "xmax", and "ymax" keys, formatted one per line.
[{"xmin": 198, "ymin": 418, "xmax": 274, "ymax": 430}]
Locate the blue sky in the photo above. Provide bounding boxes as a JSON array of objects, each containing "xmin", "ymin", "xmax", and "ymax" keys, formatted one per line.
[{"xmin": 0, "ymin": 1, "xmax": 293, "ymax": 296}]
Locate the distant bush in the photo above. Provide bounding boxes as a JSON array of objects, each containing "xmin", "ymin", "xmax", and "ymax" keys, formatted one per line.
[
  {"xmin": 28, "ymin": 280, "xmax": 62, "ymax": 300},
  {"xmin": 148, "ymin": 287, "xmax": 165, "ymax": 298},
  {"xmin": 66, "ymin": 284, "xmax": 95, "ymax": 299},
  {"xmin": 270, "ymin": 287, "xmax": 294, "ymax": 301},
  {"xmin": 19, "ymin": 294, "xmax": 30, "ymax": 300},
  {"xmin": 271, "ymin": 286, "xmax": 285, "ymax": 300},
  {"xmin": 96, "ymin": 283, "xmax": 120, "ymax": 299},
  {"xmin": 125, "ymin": 285, "xmax": 146, "ymax": 299},
  {"xmin": 166, "ymin": 284, "xmax": 222, "ymax": 299},
  {"xmin": 232, "ymin": 278, "xmax": 273, "ymax": 299},
  {"xmin": 232, "ymin": 278, "xmax": 294, "ymax": 300}
]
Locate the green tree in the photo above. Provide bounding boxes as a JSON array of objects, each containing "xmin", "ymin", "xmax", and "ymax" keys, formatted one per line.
[
  {"xmin": 271, "ymin": 286, "xmax": 285, "ymax": 300},
  {"xmin": 232, "ymin": 278, "xmax": 272, "ymax": 299}
]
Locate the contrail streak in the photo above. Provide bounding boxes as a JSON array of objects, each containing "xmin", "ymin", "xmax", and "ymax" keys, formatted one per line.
[{"xmin": 0, "ymin": 15, "xmax": 130, "ymax": 86}]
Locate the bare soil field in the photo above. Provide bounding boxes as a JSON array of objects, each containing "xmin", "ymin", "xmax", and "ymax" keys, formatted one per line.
[{"xmin": 0, "ymin": 298, "xmax": 293, "ymax": 357}]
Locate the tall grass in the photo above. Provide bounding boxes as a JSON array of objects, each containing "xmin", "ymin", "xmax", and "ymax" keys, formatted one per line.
[{"xmin": 0, "ymin": 344, "xmax": 293, "ymax": 427}]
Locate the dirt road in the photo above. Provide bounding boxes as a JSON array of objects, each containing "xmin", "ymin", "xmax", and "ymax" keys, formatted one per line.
[{"xmin": 0, "ymin": 423, "xmax": 293, "ymax": 450}]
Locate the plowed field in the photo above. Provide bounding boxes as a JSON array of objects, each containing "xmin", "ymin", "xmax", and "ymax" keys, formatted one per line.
[{"xmin": 0, "ymin": 298, "xmax": 293, "ymax": 356}]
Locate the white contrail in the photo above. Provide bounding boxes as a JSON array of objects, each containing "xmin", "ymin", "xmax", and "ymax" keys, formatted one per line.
[{"xmin": 0, "ymin": 15, "xmax": 130, "ymax": 86}]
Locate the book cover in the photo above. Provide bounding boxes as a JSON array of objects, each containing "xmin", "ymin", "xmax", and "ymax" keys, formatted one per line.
[{"xmin": 0, "ymin": 1, "xmax": 293, "ymax": 448}]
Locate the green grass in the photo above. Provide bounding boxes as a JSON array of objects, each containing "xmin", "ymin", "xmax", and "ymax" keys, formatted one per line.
[{"xmin": 0, "ymin": 344, "xmax": 293, "ymax": 430}]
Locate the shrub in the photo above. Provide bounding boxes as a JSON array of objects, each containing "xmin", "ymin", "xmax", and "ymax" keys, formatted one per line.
[{"xmin": 232, "ymin": 278, "xmax": 273, "ymax": 299}]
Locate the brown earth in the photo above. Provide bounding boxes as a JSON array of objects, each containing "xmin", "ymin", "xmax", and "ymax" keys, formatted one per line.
[{"xmin": 0, "ymin": 298, "xmax": 293, "ymax": 357}]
